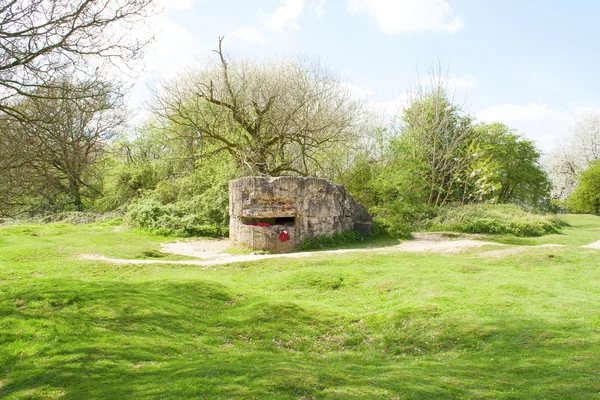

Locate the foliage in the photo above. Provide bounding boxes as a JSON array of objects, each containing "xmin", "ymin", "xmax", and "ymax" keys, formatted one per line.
[
  {"xmin": 344, "ymin": 100, "xmax": 551, "ymax": 240},
  {"xmin": 468, "ymin": 122, "xmax": 551, "ymax": 206},
  {"xmin": 398, "ymin": 86, "xmax": 475, "ymax": 206},
  {"xmin": 567, "ymin": 160, "xmax": 600, "ymax": 214},
  {"xmin": 126, "ymin": 193, "xmax": 230, "ymax": 238},
  {"xmin": 152, "ymin": 37, "xmax": 363, "ymax": 176},
  {"xmin": 343, "ymin": 125, "xmax": 435, "ymax": 239},
  {"xmin": 545, "ymin": 112, "xmax": 600, "ymax": 199},
  {"xmin": 426, "ymin": 204, "xmax": 564, "ymax": 236},
  {"xmin": 0, "ymin": 79, "xmax": 125, "ymax": 215},
  {"xmin": 95, "ymin": 163, "xmax": 159, "ymax": 212},
  {"xmin": 295, "ymin": 229, "xmax": 363, "ymax": 251},
  {"xmin": 93, "ymin": 127, "xmax": 174, "ymax": 212},
  {"xmin": 0, "ymin": 0, "xmax": 153, "ymax": 121},
  {"xmin": 123, "ymin": 153, "xmax": 235, "ymax": 237},
  {"xmin": 1, "ymin": 216, "xmax": 600, "ymax": 398}
]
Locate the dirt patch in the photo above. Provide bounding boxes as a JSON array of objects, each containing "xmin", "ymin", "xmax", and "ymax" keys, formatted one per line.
[
  {"xmin": 581, "ymin": 240, "xmax": 600, "ymax": 249},
  {"xmin": 80, "ymin": 232, "xmax": 501, "ymax": 267},
  {"xmin": 160, "ymin": 238, "xmax": 230, "ymax": 259}
]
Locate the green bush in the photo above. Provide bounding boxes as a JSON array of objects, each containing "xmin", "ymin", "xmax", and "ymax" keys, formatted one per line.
[
  {"xmin": 425, "ymin": 204, "xmax": 564, "ymax": 236},
  {"xmin": 123, "ymin": 155, "xmax": 234, "ymax": 238},
  {"xmin": 125, "ymin": 197, "xmax": 228, "ymax": 238},
  {"xmin": 296, "ymin": 230, "xmax": 362, "ymax": 251},
  {"xmin": 95, "ymin": 164, "xmax": 159, "ymax": 211},
  {"xmin": 369, "ymin": 201, "xmax": 436, "ymax": 239}
]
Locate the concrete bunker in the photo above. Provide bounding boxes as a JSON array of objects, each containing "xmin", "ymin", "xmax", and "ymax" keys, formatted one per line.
[{"xmin": 229, "ymin": 176, "xmax": 373, "ymax": 253}]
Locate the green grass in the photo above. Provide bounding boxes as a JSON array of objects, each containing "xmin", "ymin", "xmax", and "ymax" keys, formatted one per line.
[
  {"xmin": 1, "ymin": 215, "xmax": 600, "ymax": 398},
  {"xmin": 426, "ymin": 204, "xmax": 564, "ymax": 236},
  {"xmin": 484, "ymin": 214, "xmax": 600, "ymax": 246}
]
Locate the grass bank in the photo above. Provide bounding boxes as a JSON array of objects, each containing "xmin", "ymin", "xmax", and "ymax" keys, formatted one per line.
[{"xmin": 425, "ymin": 204, "xmax": 564, "ymax": 236}]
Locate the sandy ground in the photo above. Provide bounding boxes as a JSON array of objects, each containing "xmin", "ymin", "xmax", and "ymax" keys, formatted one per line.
[
  {"xmin": 581, "ymin": 240, "xmax": 600, "ymax": 249},
  {"xmin": 80, "ymin": 231, "xmax": 600, "ymax": 267},
  {"xmin": 80, "ymin": 232, "xmax": 502, "ymax": 267},
  {"xmin": 160, "ymin": 239, "xmax": 230, "ymax": 259}
]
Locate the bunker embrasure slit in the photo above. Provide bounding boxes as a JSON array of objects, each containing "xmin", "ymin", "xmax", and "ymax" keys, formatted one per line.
[{"xmin": 242, "ymin": 216, "xmax": 295, "ymax": 226}]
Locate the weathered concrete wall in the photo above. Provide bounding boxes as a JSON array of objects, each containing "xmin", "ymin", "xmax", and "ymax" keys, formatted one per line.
[{"xmin": 229, "ymin": 176, "xmax": 373, "ymax": 253}]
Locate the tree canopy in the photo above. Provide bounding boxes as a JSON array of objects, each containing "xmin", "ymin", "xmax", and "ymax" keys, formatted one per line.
[
  {"xmin": 567, "ymin": 161, "xmax": 600, "ymax": 215},
  {"xmin": 0, "ymin": 0, "xmax": 153, "ymax": 122},
  {"xmin": 469, "ymin": 123, "xmax": 550, "ymax": 207},
  {"xmin": 546, "ymin": 112, "xmax": 600, "ymax": 199},
  {"xmin": 0, "ymin": 79, "xmax": 125, "ymax": 214},
  {"xmin": 152, "ymin": 38, "xmax": 363, "ymax": 176},
  {"xmin": 398, "ymin": 87, "xmax": 474, "ymax": 206}
]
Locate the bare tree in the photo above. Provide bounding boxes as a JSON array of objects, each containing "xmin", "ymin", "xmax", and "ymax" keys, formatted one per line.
[
  {"xmin": 152, "ymin": 37, "xmax": 363, "ymax": 176},
  {"xmin": 0, "ymin": 0, "xmax": 154, "ymax": 122},
  {"xmin": 400, "ymin": 72, "xmax": 475, "ymax": 207},
  {"xmin": 0, "ymin": 79, "xmax": 125, "ymax": 213},
  {"xmin": 546, "ymin": 112, "xmax": 600, "ymax": 199},
  {"xmin": 0, "ymin": 115, "xmax": 35, "ymax": 212}
]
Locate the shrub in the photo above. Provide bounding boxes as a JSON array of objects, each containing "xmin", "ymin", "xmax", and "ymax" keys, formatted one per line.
[
  {"xmin": 424, "ymin": 204, "xmax": 564, "ymax": 236},
  {"xmin": 125, "ymin": 197, "xmax": 228, "ymax": 238},
  {"xmin": 370, "ymin": 201, "xmax": 436, "ymax": 239},
  {"xmin": 296, "ymin": 230, "xmax": 362, "ymax": 251},
  {"xmin": 95, "ymin": 164, "xmax": 158, "ymax": 211}
]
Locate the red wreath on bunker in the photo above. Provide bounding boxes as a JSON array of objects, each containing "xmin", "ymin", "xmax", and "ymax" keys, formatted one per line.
[{"xmin": 278, "ymin": 230, "xmax": 289, "ymax": 242}]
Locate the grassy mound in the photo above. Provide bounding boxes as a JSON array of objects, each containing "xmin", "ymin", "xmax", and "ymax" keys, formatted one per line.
[{"xmin": 425, "ymin": 204, "xmax": 565, "ymax": 236}]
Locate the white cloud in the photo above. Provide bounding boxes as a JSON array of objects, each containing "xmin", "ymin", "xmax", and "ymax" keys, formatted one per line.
[
  {"xmin": 347, "ymin": 0, "xmax": 464, "ymax": 34},
  {"xmin": 311, "ymin": 0, "xmax": 325, "ymax": 17},
  {"xmin": 476, "ymin": 104, "xmax": 573, "ymax": 154},
  {"xmin": 265, "ymin": 0, "xmax": 305, "ymax": 33},
  {"xmin": 477, "ymin": 104, "xmax": 570, "ymax": 125},
  {"xmin": 571, "ymin": 104, "xmax": 600, "ymax": 117},
  {"xmin": 366, "ymin": 93, "xmax": 411, "ymax": 122},
  {"xmin": 127, "ymin": 14, "xmax": 206, "ymax": 116},
  {"xmin": 229, "ymin": 27, "xmax": 268, "ymax": 46},
  {"xmin": 143, "ymin": 17, "xmax": 197, "ymax": 79},
  {"xmin": 343, "ymin": 82, "xmax": 374, "ymax": 99}
]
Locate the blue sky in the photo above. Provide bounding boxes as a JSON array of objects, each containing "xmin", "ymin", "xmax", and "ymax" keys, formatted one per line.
[{"xmin": 133, "ymin": 0, "xmax": 600, "ymax": 153}]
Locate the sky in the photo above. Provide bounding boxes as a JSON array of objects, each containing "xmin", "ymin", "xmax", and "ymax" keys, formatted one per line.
[{"xmin": 130, "ymin": 0, "xmax": 600, "ymax": 154}]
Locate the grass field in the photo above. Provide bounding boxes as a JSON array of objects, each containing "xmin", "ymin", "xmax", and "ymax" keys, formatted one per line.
[{"xmin": 1, "ymin": 215, "xmax": 600, "ymax": 399}]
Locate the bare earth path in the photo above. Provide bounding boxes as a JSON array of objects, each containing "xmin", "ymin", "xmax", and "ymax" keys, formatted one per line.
[
  {"xmin": 581, "ymin": 240, "xmax": 600, "ymax": 249},
  {"xmin": 80, "ymin": 232, "xmax": 599, "ymax": 267},
  {"xmin": 81, "ymin": 232, "xmax": 501, "ymax": 267}
]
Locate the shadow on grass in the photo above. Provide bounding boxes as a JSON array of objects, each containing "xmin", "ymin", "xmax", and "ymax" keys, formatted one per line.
[{"xmin": 1, "ymin": 279, "xmax": 598, "ymax": 399}]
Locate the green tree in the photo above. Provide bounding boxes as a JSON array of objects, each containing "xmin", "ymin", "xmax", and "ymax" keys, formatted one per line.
[
  {"xmin": 0, "ymin": 79, "xmax": 125, "ymax": 214},
  {"xmin": 468, "ymin": 123, "xmax": 550, "ymax": 207},
  {"xmin": 398, "ymin": 87, "xmax": 475, "ymax": 206},
  {"xmin": 567, "ymin": 161, "xmax": 600, "ymax": 215}
]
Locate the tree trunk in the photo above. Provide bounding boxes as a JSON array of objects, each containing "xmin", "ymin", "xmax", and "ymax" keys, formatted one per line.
[{"xmin": 68, "ymin": 177, "xmax": 83, "ymax": 211}]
